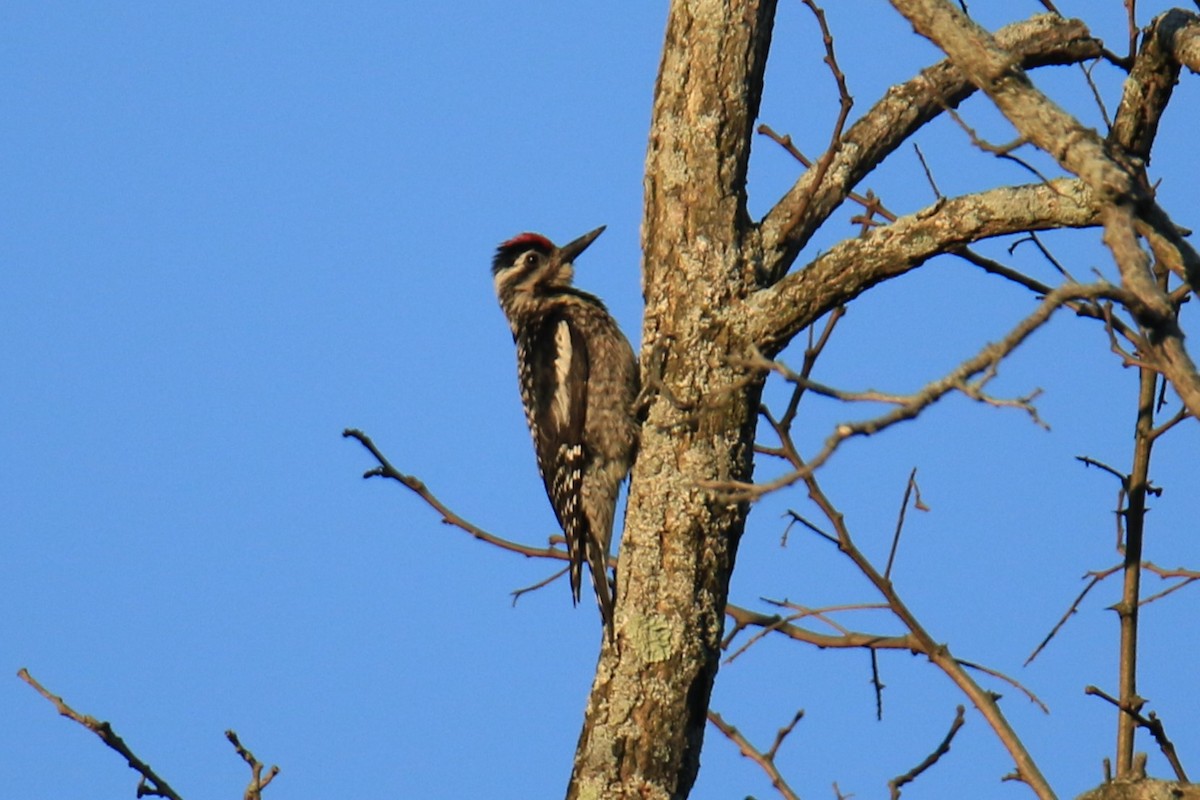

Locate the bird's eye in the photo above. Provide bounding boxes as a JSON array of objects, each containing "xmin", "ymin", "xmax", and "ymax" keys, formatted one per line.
[{"xmin": 523, "ymin": 252, "xmax": 539, "ymax": 268}]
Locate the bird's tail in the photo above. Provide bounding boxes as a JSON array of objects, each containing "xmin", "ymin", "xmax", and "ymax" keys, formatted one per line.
[
  {"xmin": 567, "ymin": 537, "xmax": 584, "ymax": 606},
  {"xmin": 586, "ymin": 539, "xmax": 615, "ymax": 641}
]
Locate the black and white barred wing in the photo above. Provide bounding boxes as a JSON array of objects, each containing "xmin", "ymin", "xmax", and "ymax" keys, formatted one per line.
[{"xmin": 521, "ymin": 313, "xmax": 592, "ymax": 604}]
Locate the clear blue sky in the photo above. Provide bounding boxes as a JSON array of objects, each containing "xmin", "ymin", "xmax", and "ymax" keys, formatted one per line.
[{"xmin": 3, "ymin": 2, "xmax": 1198, "ymax": 797}]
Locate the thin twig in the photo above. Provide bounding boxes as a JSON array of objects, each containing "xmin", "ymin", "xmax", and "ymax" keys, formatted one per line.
[
  {"xmin": 1085, "ymin": 686, "xmax": 1188, "ymax": 782},
  {"xmin": 956, "ymin": 659, "xmax": 1049, "ymax": 713},
  {"xmin": 1140, "ymin": 561, "xmax": 1200, "ymax": 606},
  {"xmin": 953, "ymin": 246, "xmax": 1150, "ymax": 352},
  {"xmin": 713, "ymin": 284, "xmax": 1128, "ymax": 501},
  {"xmin": 1025, "ymin": 566, "xmax": 1119, "ymax": 666},
  {"xmin": 343, "ymin": 428, "xmax": 569, "ymax": 563},
  {"xmin": 1074, "ymin": 455, "xmax": 1129, "ymax": 488},
  {"xmin": 912, "ymin": 142, "xmax": 942, "ymax": 199},
  {"xmin": 783, "ymin": 509, "xmax": 838, "ymax": 546},
  {"xmin": 1125, "ymin": 0, "xmax": 1139, "ymax": 64},
  {"xmin": 757, "ymin": 124, "xmax": 899, "ymax": 228},
  {"xmin": 1148, "ymin": 406, "xmax": 1191, "ymax": 441},
  {"xmin": 942, "ymin": 105, "xmax": 1053, "ymax": 184},
  {"xmin": 708, "ymin": 710, "xmax": 803, "ymax": 800},
  {"xmin": 1008, "ymin": 231, "xmax": 1074, "ymax": 280},
  {"xmin": 1080, "ymin": 59, "xmax": 1113, "ymax": 130},
  {"xmin": 511, "ymin": 566, "xmax": 571, "ymax": 605},
  {"xmin": 871, "ymin": 650, "xmax": 885, "ymax": 722},
  {"xmin": 774, "ymin": 465, "xmax": 1050, "ymax": 793},
  {"xmin": 885, "ymin": 468, "xmax": 925, "ymax": 580},
  {"xmin": 1138, "ymin": 577, "xmax": 1198, "ymax": 606},
  {"xmin": 723, "ymin": 603, "xmax": 918, "ymax": 654},
  {"xmin": 725, "ymin": 596, "xmax": 893, "ymax": 663},
  {"xmin": 888, "ymin": 706, "xmax": 966, "ymax": 799},
  {"xmin": 778, "ymin": 0, "xmax": 855, "ymax": 238},
  {"xmin": 1114, "ymin": 364, "xmax": 1158, "ymax": 777},
  {"xmin": 952, "ymin": 247, "xmax": 1050, "ymax": 293},
  {"xmin": 17, "ymin": 669, "xmax": 185, "ymax": 800},
  {"xmin": 226, "ymin": 730, "xmax": 280, "ymax": 800},
  {"xmin": 768, "ymin": 709, "xmax": 806, "ymax": 760},
  {"xmin": 780, "ymin": 306, "xmax": 846, "ymax": 430}
]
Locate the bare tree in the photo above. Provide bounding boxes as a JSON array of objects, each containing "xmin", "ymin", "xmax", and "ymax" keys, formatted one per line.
[
  {"xmin": 562, "ymin": 2, "xmax": 1197, "ymax": 797},
  {"xmin": 349, "ymin": 2, "xmax": 1200, "ymax": 798},
  {"xmin": 26, "ymin": 2, "xmax": 1200, "ymax": 798},
  {"xmin": 493, "ymin": 2, "xmax": 1191, "ymax": 796}
]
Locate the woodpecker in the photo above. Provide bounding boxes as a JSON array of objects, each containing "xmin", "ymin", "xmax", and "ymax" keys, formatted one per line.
[{"xmin": 491, "ymin": 226, "xmax": 638, "ymax": 637}]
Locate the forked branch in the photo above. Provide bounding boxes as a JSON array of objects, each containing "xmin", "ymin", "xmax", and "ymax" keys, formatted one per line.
[
  {"xmin": 18, "ymin": 669, "xmax": 278, "ymax": 800},
  {"xmin": 708, "ymin": 710, "xmax": 804, "ymax": 800}
]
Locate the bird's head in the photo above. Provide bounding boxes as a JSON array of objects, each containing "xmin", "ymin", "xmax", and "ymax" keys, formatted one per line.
[{"xmin": 492, "ymin": 226, "xmax": 606, "ymax": 311}]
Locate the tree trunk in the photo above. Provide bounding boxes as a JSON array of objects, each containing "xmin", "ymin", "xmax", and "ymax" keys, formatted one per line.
[{"xmin": 566, "ymin": 1, "xmax": 775, "ymax": 798}]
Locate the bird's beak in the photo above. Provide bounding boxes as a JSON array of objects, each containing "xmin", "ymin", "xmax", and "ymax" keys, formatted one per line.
[{"xmin": 558, "ymin": 225, "xmax": 607, "ymax": 264}]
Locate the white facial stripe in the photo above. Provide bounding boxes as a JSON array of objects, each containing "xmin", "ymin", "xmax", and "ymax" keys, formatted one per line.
[
  {"xmin": 494, "ymin": 250, "xmax": 545, "ymax": 298},
  {"xmin": 493, "ymin": 268, "xmax": 514, "ymax": 298},
  {"xmin": 552, "ymin": 321, "xmax": 573, "ymax": 429}
]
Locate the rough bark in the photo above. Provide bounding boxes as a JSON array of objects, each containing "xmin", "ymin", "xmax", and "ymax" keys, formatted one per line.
[{"xmin": 566, "ymin": 1, "xmax": 775, "ymax": 798}]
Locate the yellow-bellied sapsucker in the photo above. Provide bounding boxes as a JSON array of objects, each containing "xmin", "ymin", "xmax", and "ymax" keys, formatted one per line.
[{"xmin": 492, "ymin": 226, "xmax": 638, "ymax": 637}]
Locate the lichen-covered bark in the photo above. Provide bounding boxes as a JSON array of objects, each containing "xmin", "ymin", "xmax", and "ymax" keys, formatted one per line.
[{"xmin": 566, "ymin": 1, "xmax": 775, "ymax": 798}]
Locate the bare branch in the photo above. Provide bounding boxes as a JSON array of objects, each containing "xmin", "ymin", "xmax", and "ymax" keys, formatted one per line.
[
  {"xmin": 956, "ymin": 659, "xmax": 1050, "ymax": 714},
  {"xmin": 18, "ymin": 669, "xmax": 185, "ymax": 800},
  {"xmin": 343, "ymin": 428, "xmax": 569, "ymax": 563},
  {"xmin": 1008, "ymin": 232, "xmax": 1074, "ymax": 280},
  {"xmin": 769, "ymin": 709, "xmax": 806, "ymax": 760},
  {"xmin": 1080, "ymin": 59, "xmax": 1113, "ymax": 130},
  {"xmin": 871, "ymin": 650, "xmax": 885, "ymax": 722},
  {"xmin": 708, "ymin": 711, "xmax": 803, "ymax": 800},
  {"xmin": 912, "ymin": 142, "xmax": 942, "ymax": 199},
  {"xmin": 511, "ymin": 566, "xmax": 572, "ymax": 605},
  {"xmin": 757, "ymin": 14, "xmax": 1103, "ymax": 281},
  {"xmin": 1113, "ymin": 365, "xmax": 1159, "ymax": 776},
  {"xmin": 1138, "ymin": 574, "xmax": 1199, "ymax": 606},
  {"xmin": 1026, "ymin": 566, "xmax": 1119, "ymax": 666},
  {"xmin": 940, "ymin": 105, "xmax": 1052, "ymax": 184},
  {"xmin": 724, "ymin": 603, "xmax": 919, "ymax": 653},
  {"xmin": 1075, "ymin": 455, "xmax": 1129, "ymax": 487},
  {"xmin": 889, "ymin": 0, "xmax": 1132, "ymax": 200},
  {"xmin": 226, "ymin": 730, "xmax": 280, "ymax": 800},
  {"xmin": 889, "ymin": 0, "xmax": 1200, "ymax": 419},
  {"xmin": 885, "ymin": 468, "xmax": 926, "ymax": 580},
  {"xmin": 1084, "ymin": 686, "xmax": 1189, "ymax": 782},
  {"xmin": 772, "ymin": 0, "xmax": 855, "ymax": 246},
  {"xmin": 766, "ymin": 469, "xmax": 1054, "ymax": 797},
  {"xmin": 756, "ymin": 125, "xmax": 900, "ymax": 236},
  {"xmin": 1142, "ymin": 563, "xmax": 1200, "ymax": 581},
  {"xmin": 737, "ymin": 283, "xmax": 1121, "ymax": 500},
  {"xmin": 781, "ymin": 508, "xmax": 838, "ymax": 546},
  {"xmin": 1124, "ymin": 0, "xmax": 1139, "ymax": 65},
  {"xmin": 750, "ymin": 180, "xmax": 1100, "ymax": 353},
  {"xmin": 1108, "ymin": 10, "xmax": 1194, "ymax": 161},
  {"xmin": 953, "ymin": 247, "xmax": 1052, "ymax": 293},
  {"xmin": 956, "ymin": 237, "xmax": 1153, "ymax": 368},
  {"xmin": 782, "ymin": 306, "xmax": 847, "ymax": 431},
  {"xmin": 888, "ymin": 706, "xmax": 966, "ymax": 799}
]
